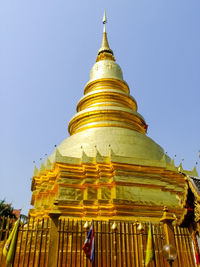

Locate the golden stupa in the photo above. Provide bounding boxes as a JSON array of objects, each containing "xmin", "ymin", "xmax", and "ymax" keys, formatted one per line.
[
  {"xmin": 30, "ymin": 12, "xmax": 198, "ymax": 223},
  {"xmin": 1, "ymin": 12, "xmax": 199, "ymax": 267}
]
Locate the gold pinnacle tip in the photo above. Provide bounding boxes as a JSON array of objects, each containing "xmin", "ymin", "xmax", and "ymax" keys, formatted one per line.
[
  {"xmin": 103, "ymin": 10, "xmax": 107, "ymax": 24},
  {"xmin": 103, "ymin": 10, "xmax": 107, "ymax": 33},
  {"xmin": 97, "ymin": 10, "xmax": 114, "ymax": 57}
]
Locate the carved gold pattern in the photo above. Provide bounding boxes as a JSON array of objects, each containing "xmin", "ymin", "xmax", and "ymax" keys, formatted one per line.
[{"xmin": 194, "ymin": 201, "xmax": 200, "ymax": 222}]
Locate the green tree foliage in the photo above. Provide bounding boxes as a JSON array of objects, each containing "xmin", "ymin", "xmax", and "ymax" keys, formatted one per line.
[
  {"xmin": 0, "ymin": 200, "xmax": 16, "ymax": 218},
  {"xmin": 0, "ymin": 200, "xmax": 17, "ymax": 241}
]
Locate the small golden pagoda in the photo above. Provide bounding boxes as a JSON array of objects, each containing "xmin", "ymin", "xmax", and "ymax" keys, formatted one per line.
[{"xmin": 30, "ymin": 12, "xmax": 198, "ymax": 224}]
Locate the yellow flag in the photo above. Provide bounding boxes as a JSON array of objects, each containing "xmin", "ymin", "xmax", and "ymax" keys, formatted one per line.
[
  {"xmin": 145, "ymin": 222, "xmax": 155, "ymax": 266},
  {"xmin": 3, "ymin": 219, "xmax": 20, "ymax": 266}
]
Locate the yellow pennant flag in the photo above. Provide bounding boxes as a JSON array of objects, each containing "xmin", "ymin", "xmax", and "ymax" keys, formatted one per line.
[
  {"xmin": 3, "ymin": 219, "xmax": 20, "ymax": 266},
  {"xmin": 145, "ymin": 222, "xmax": 155, "ymax": 266}
]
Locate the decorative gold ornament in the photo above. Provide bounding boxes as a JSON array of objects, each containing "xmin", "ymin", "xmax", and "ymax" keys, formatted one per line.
[
  {"xmin": 83, "ymin": 221, "xmax": 90, "ymax": 229},
  {"xmin": 194, "ymin": 201, "xmax": 200, "ymax": 223},
  {"xmin": 137, "ymin": 223, "xmax": 144, "ymax": 232},
  {"xmin": 111, "ymin": 222, "xmax": 117, "ymax": 231}
]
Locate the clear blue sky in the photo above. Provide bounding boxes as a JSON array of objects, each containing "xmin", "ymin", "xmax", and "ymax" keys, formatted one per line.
[{"xmin": 0, "ymin": 0, "xmax": 200, "ymax": 215}]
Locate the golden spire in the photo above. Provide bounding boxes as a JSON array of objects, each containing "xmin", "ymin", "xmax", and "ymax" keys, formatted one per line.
[
  {"xmin": 97, "ymin": 11, "xmax": 114, "ymax": 58},
  {"xmin": 68, "ymin": 12, "xmax": 148, "ymax": 136}
]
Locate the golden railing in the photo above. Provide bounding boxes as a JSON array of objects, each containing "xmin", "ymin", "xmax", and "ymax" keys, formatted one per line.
[
  {"xmin": 0, "ymin": 217, "xmax": 49, "ymax": 267},
  {"xmin": 57, "ymin": 220, "xmax": 196, "ymax": 267},
  {"xmin": 0, "ymin": 217, "xmax": 197, "ymax": 267}
]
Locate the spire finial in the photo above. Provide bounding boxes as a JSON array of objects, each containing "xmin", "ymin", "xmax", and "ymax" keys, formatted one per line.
[
  {"xmin": 103, "ymin": 10, "xmax": 107, "ymax": 33},
  {"xmin": 97, "ymin": 11, "xmax": 114, "ymax": 59}
]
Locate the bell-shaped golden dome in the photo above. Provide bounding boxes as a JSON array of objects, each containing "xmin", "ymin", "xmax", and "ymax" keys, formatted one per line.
[{"xmin": 89, "ymin": 59, "xmax": 123, "ymax": 83}]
